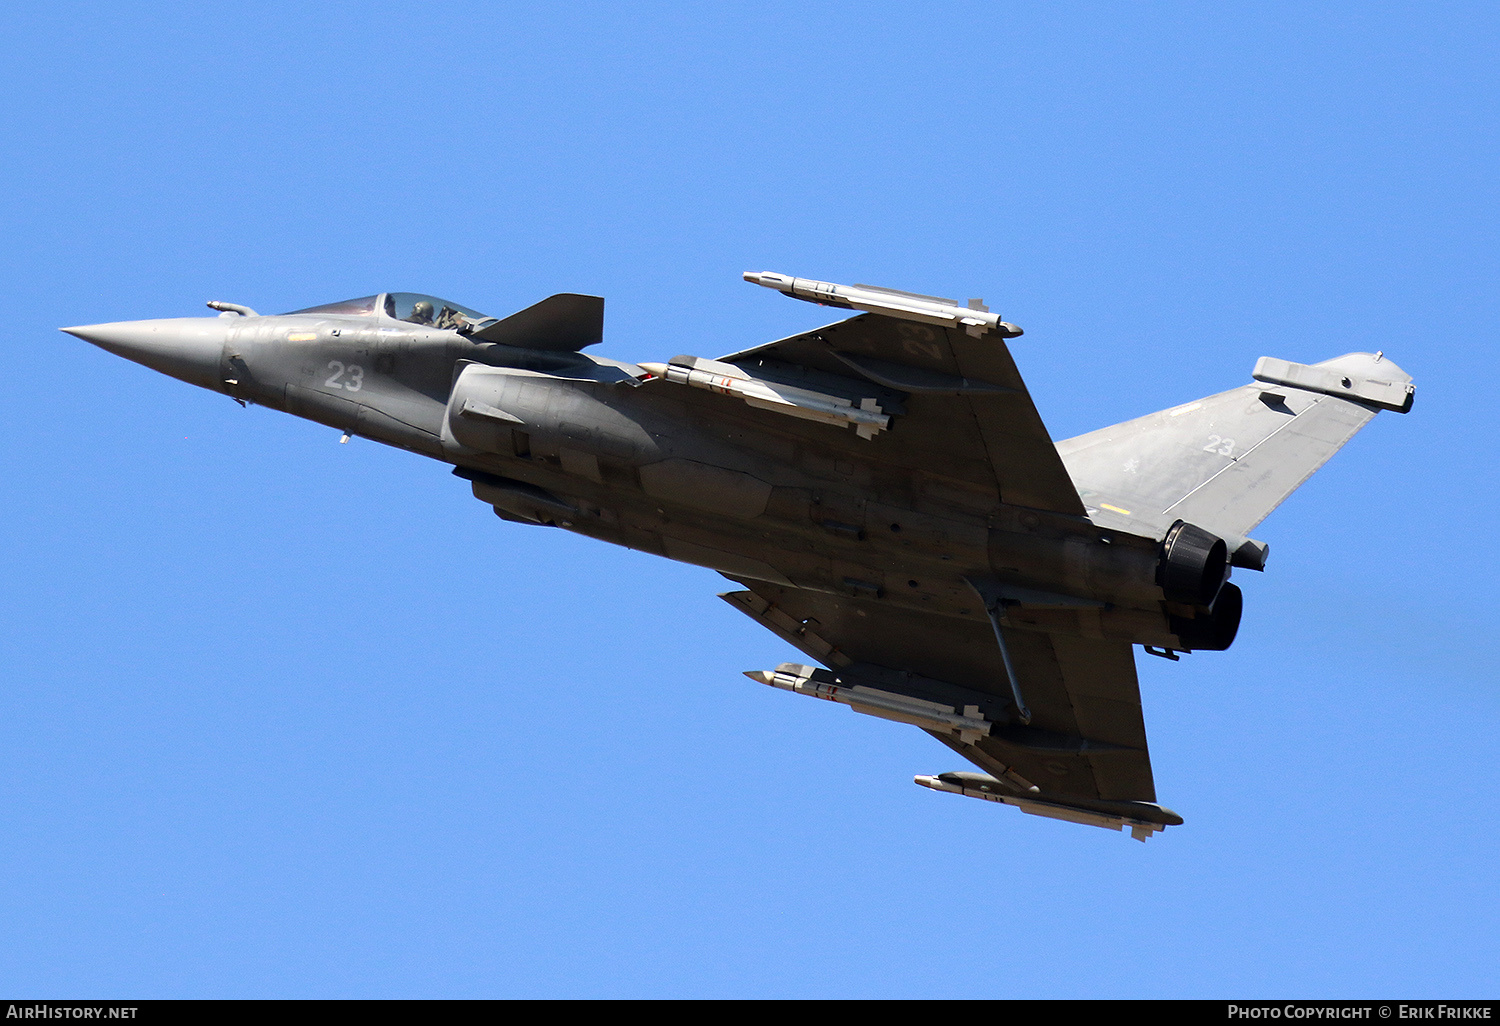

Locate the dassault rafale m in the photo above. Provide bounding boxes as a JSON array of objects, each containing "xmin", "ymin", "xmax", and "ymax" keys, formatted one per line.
[{"xmin": 63, "ymin": 273, "xmax": 1414, "ymax": 840}]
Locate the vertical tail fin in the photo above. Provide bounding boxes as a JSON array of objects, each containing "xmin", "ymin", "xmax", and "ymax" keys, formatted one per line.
[{"xmin": 1057, "ymin": 352, "xmax": 1413, "ymax": 559}]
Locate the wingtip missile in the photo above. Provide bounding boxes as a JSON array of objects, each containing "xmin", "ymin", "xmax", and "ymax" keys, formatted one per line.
[
  {"xmin": 742, "ymin": 271, "xmax": 792, "ymax": 289},
  {"xmin": 914, "ymin": 773, "xmax": 1174, "ymax": 841},
  {"xmin": 742, "ymin": 271, "xmax": 1022, "ymax": 338}
]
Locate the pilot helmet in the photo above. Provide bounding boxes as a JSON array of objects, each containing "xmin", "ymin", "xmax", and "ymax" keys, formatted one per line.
[{"xmin": 410, "ymin": 300, "xmax": 434, "ymax": 323}]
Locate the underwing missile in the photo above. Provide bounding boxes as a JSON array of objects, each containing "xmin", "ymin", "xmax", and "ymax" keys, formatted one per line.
[
  {"xmin": 746, "ymin": 663, "xmax": 992, "ymax": 744},
  {"xmin": 914, "ymin": 773, "xmax": 1170, "ymax": 841},
  {"xmin": 742, "ymin": 271, "xmax": 1022, "ymax": 338},
  {"xmin": 638, "ymin": 355, "xmax": 891, "ymax": 439}
]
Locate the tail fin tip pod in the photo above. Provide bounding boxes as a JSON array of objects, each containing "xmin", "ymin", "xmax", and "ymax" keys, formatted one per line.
[
  {"xmin": 1253, "ymin": 351, "xmax": 1413, "ymax": 414},
  {"xmin": 1057, "ymin": 352, "xmax": 1413, "ymax": 545}
]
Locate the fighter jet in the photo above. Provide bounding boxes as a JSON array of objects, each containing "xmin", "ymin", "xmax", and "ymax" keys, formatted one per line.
[{"xmin": 62, "ymin": 274, "xmax": 1414, "ymax": 840}]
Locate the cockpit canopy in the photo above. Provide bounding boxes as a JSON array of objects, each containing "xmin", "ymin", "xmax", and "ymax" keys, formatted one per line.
[
  {"xmin": 286, "ymin": 295, "xmax": 380, "ymax": 317},
  {"xmin": 383, "ymin": 292, "xmax": 496, "ymax": 332},
  {"xmin": 283, "ymin": 293, "xmax": 497, "ymax": 333}
]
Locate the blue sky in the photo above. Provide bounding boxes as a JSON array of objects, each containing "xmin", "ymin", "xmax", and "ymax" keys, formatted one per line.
[{"xmin": 1, "ymin": 1, "xmax": 1496, "ymax": 998}]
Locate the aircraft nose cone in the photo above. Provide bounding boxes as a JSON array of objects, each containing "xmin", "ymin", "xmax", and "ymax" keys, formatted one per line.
[{"xmin": 62, "ymin": 317, "xmax": 229, "ymax": 392}]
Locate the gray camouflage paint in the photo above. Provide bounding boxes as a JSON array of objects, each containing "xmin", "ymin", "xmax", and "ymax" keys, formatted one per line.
[{"xmin": 62, "ymin": 284, "xmax": 1412, "ymax": 837}]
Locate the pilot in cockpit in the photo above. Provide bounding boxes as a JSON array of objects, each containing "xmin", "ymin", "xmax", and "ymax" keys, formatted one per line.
[{"xmin": 405, "ymin": 300, "xmax": 435, "ymax": 325}]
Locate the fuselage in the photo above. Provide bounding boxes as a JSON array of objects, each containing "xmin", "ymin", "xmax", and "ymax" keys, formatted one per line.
[{"xmin": 65, "ymin": 295, "xmax": 1237, "ymax": 655}]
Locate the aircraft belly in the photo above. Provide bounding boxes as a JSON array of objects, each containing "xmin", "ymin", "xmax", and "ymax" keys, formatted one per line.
[
  {"xmin": 284, "ymin": 382, "xmax": 360, "ymax": 432},
  {"xmin": 452, "ymin": 415, "xmax": 1186, "ymax": 644}
]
